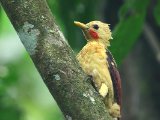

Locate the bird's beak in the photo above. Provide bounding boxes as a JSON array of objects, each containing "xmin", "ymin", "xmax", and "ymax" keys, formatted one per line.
[
  {"xmin": 74, "ymin": 21, "xmax": 89, "ymax": 30},
  {"xmin": 74, "ymin": 21, "xmax": 90, "ymax": 40}
]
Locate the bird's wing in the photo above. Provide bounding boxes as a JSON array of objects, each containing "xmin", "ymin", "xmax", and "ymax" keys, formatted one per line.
[{"xmin": 106, "ymin": 50, "xmax": 122, "ymax": 107}]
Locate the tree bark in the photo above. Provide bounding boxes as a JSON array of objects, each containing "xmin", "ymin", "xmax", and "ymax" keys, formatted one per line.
[{"xmin": 0, "ymin": 0, "xmax": 112, "ymax": 119}]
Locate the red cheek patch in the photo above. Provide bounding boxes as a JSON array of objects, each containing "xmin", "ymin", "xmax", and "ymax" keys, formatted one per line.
[{"xmin": 89, "ymin": 29, "xmax": 99, "ymax": 39}]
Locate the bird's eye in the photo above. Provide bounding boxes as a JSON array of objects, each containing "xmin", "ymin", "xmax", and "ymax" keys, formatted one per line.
[{"xmin": 93, "ymin": 24, "xmax": 99, "ymax": 30}]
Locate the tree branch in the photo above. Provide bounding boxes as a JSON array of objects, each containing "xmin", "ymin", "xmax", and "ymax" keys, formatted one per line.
[{"xmin": 0, "ymin": 0, "xmax": 112, "ymax": 119}]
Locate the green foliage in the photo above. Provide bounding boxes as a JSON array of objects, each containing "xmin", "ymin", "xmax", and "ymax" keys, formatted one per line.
[
  {"xmin": 0, "ymin": 5, "xmax": 2, "ymax": 31},
  {"xmin": 0, "ymin": 8, "xmax": 14, "ymax": 35},
  {"xmin": 0, "ymin": 64, "xmax": 23, "ymax": 120},
  {"xmin": 111, "ymin": 0, "xmax": 150, "ymax": 65},
  {"xmin": 47, "ymin": 0, "xmax": 99, "ymax": 51},
  {"xmin": 0, "ymin": 5, "xmax": 1, "ymax": 17},
  {"xmin": 0, "ymin": 96, "xmax": 22, "ymax": 120},
  {"xmin": 154, "ymin": 0, "xmax": 160, "ymax": 25}
]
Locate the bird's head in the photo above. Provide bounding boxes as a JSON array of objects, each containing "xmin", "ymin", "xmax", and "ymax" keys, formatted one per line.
[{"xmin": 74, "ymin": 21, "xmax": 112, "ymax": 47}]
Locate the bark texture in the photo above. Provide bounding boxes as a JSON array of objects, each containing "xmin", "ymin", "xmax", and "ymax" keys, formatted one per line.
[{"xmin": 0, "ymin": 0, "xmax": 112, "ymax": 119}]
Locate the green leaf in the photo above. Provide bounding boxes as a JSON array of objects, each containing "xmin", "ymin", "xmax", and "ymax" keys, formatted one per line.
[
  {"xmin": 0, "ymin": 5, "xmax": 1, "ymax": 17},
  {"xmin": 47, "ymin": 0, "xmax": 99, "ymax": 50},
  {"xmin": 110, "ymin": 0, "xmax": 150, "ymax": 65},
  {"xmin": 0, "ymin": 93, "xmax": 22, "ymax": 120},
  {"xmin": 0, "ymin": 5, "xmax": 2, "ymax": 32},
  {"xmin": 154, "ymin": 0, "xmax": 160, "ymax": 25},
  {"xmin": 0, "ymin": 8, "xmax": 15, "ymax": 35}
]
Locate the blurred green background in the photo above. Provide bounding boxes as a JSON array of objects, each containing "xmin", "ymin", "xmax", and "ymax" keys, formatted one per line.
[{"xmin": 0, "ymin": 0, "xmax": 160, "ymax": 120}]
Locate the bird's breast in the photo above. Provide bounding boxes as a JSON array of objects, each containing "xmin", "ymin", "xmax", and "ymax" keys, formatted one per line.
[{"xmin": 77, "ymin": 42, "xmax": 108, "ymax": 75}]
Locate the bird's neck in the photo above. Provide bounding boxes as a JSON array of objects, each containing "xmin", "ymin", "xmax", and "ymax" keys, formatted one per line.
[
  {"xmin": 86, "ymin": 41, "xmax": 106, "ymax": 51},
  {"xmin": 87, "ymin": 39, "xmax": 110, "ymax": 48}
]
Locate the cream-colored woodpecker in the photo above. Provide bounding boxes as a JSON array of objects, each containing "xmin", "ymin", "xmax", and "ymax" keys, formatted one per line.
[{"xmin": 74, "ymin": 21, "xmax": 122, "ymax": 119}]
